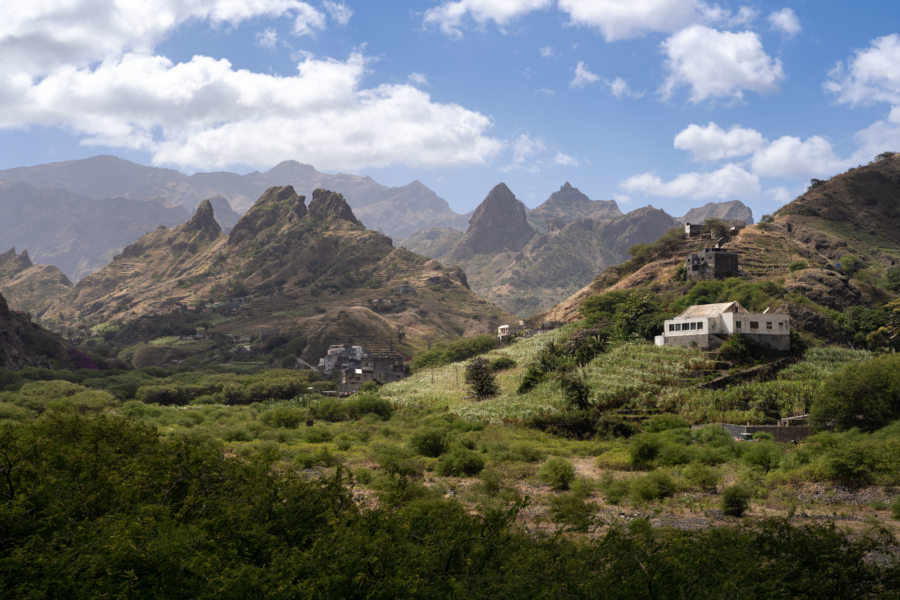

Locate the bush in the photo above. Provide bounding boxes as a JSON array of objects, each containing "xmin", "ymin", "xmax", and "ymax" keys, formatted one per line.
[
  {"xmin": 465, "ymin": 357, "xmax": 499, "ymax": 400},
  {"xmin": 538, "ymin": 457, "xmax": 576, "ymax": 491},
  {"xmin": 548, "ymin": 493, "xmax": 598, "ymax": 532},
  {"xmin": 409, "ymin": 334, "xmax": 497, "ymax": 371},
  {"xmin": 629, "ymin": 471, "xmax": 677, "ymax": 503},
  {"xmin": 345, "ymin": 394, "xmax": 393, "ymax": 420},
  {"xmin": 375, "ymin": 445, "xmax": 424, "ymax": 479},
  {"xmin": 891, "ymin": 496, "xmax": 900, "ymax": 520},
  {"xmin": 436, "ymin": 448, "xmax": 485, "ymax": 477},
  {"xmin": 788, "ymin": 261, "xmax": 808, "ymax": 272},
  {"xmin": 409, "ymin": 428, "xmax": 449, "ymax": 458},
  {"xmin": 558, "ymin": 370, "xmax": 592, "ymax": 410},
  {"xmin": 742, "ymin": 440, "xmax": 783, "ymax": 473},
  {"xmin": 811, "ymin": 353, "xmax": 900, "ymax": 431},
  {"xmin": 260, "ymin": 406, "xmax": 305, "ymax": 429},
  {"xmin": 491, "ymin": 356, "xmax": 517, "ymax": 371},
  {"xmin": 644, "ymin": 413, "xmax": 689, "ymax": 433},
  {"xmin": 722, "ymin": 484, "xmax": 752, "ymax": 517},
  {"xmin": 629, "ymin": 434, "xmax": 662, "ymax": 469},
  {"xmin": 682, "ymin": 462, "xmax": 719, "ymax": 492}
]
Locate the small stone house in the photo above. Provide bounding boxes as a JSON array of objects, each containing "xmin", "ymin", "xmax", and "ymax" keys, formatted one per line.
[
  {"xmin": 685, "ymin": 247, "xmax": 739, "ymax": 280},
  {"xmin": 655, "ymin": 301, "xmax": 790, "ymax": 351},
  {"xmin": 684, "ymin": 222, "xmax": 702, "ymax": 237}
]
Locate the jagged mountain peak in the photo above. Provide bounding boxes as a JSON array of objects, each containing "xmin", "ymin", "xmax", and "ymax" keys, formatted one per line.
[
  {"xmin": 308, "ymin": 188, "xmax": 361, "ymax": 225},
  {"xmin": 0, "ymin": 247, "xmax": 33, "ymax": 276},
  {"xmin": 184, "ymin": 199, "xmax": 222, "ymax": 235},
  {"xmin": 228, "ymin": 186, "xmax": 307, "ymax": 245},
  {"xmin": 450, "ymin": 183, "xmax": 534, "ymax": 260},
  {"xmin": 679, "ymin": 200, "xmax": 754, "ymax": 225}
]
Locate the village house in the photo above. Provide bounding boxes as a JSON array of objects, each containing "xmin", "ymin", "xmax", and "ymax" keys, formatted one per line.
[
  {"xmin": 317, "ymin": 343, "xmax": 365, "ymax": 374},
  {"xmin": 685, "ymin": 247, "xmax": 739, "ymax": 280},
  {"xmin": 497, "ymin": 321, "xmax": 525, "ymax": 343},
  {"xmin": 339, "ymin": 351, "xmax": 407, "ymax": 394},
  {"xmin": 684, "ymin": 222, "xmax": 702, "ymax": 237},
  {"xmin": 655, "ymin": 301, "xmax": 790, "ymax": 351}
]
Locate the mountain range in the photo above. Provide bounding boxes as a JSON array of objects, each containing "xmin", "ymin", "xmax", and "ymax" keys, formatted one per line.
[
  {"xmin": 403, "ymin": 182, "xmax": 681, "ymax": 314},
  {"xmin": 31, "ymin": 187, "xmax": 506, "ymax": 363},
  {"xmin": 540, "ymin": 154, "xmax": 900, "ymax": 342}
]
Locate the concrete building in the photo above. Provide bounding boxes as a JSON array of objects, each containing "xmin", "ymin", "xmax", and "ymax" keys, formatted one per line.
[
  {"xmin": 655, "ymin": 301, "xmax": 790, "ymax": 351},
  {"xmin": 339, "ymin": 351, "xmax": 407, "ymax": 394},
  {"xmin": 684, "ymin": 222, "xmax": 701, "ymax": 237},
  {"xmin": 686, "ymin": 247, "xmax": 739, "ymax": 280}
]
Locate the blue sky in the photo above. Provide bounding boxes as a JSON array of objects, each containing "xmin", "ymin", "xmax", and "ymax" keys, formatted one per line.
[{"xmin": 1, "ymin": 1, "xmax": 899, "ymax": 219}]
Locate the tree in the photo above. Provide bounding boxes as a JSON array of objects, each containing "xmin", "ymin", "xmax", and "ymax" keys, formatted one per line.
[
  {"xmin": 810, "ymin": 353, "xmax": 900, "ymax": 431},
  {"xmin": 465, "ymin": 357, "xmax": 499, "ymax": 400}
]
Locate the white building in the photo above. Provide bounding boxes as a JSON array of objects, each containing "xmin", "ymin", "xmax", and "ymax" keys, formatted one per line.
[{"xmin": 655, "ymin": 301, "xmax": 790, "ymax": 351}]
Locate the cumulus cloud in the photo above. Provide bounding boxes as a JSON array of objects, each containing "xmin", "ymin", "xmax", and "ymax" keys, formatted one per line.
[
  {"xmin": 607, "ymin": 76, "xmax": 643, "ymax": 99},
  {"xmin": 853, "ymin": 107, "xmax": 900, "ymax": 161},
  {"xmin": 825, "ymin": 34, "xmax": 900, "ymax": 106},
  {"xmin": 558, "ymin": 0, "xmax": 700, "ymax": 41},
  {"xmin": 324, "ymin": 1, "xmax": 353, "ymax": 26},
  {"xmin": 511, "ymin": 133, "xmax": 546, "ymax": 164},
  {"xmin": 674, "ymin": 122, "xmax": 765, "ymax": 161},
  {"xmin": 423, "ymin": 0, "xmax": 552, "ymax": 38},
  {"xmin": 570, "ymin": 61, "xmax": 601, "ymax": 88},
  {"xmin": 256, "ymin": 28, "xmax": 279, "ymax": 49},
  {"xmin": 768, "ymin": 8, "xmax": 801, "ymax": 36},
  {"xmin": 408, "ymin": 72, "xmax": 429, "ymax": 86},
  {"xmin": 553, "ymin": 151, "xmax": 579, "ymax": 167},
  {"xmin": 0, "ymin": 1, "xmax": 326, "ymax": 76},
  {"xmin": 749, "ymin": 135, "xmax": 849, "ymax": 178},
  {"xmin": 539, "ymin": 46, "xmax": 555, "ymax": 58},
  {"xmin": 0, "ymin": 52, "xmax": 503, "ymax": 171},
  {"xmin": 661, "ymin": 25, "xmax": 784, "ymax": 103},
  {"xmin": 621, "ymin": 163, "xmax": 760, "ymax": 199}
]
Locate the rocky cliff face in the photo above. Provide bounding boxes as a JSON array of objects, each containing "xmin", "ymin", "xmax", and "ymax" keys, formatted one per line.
[
  {"xmin": 41, "ymin": 187, "xmax": 507, "ymax": 363},
  {"xmin": 0, "ymin": 291, "xmax": 90, "ymax": 369},
  {"xmin": 679, "ymin": 200, "xmax": 754, "ymax": 225},
  {"xmin": 450, "ymin": 183, "xmax": 535, "ymax": 260},
  {"xmin": 528, "ymin": 182, "xmax": 622, "ymax": 231},
  {"xmin": 0, "ymin": 247, "xmax": 73, "ymax": 316}
]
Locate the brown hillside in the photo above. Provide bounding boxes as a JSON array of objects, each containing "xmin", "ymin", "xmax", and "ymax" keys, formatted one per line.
[
  {"xmin": 541, "ymin": 156, "xmax": 900, "ymax": 330},
  {"xmin": 43, "ymin": 187, "xmax": 509, "ymax": 362}
]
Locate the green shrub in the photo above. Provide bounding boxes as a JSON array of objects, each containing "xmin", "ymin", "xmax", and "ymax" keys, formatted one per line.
[
  {"xmin": 465, "ymin": 357, "xmax": 499, "ymax": 400},
  {"xmin": 682, "ymin": 462, "xmax": 719, "ymax": 492},
  {"xmin": 722, "ymin": 484, "xmax": 752, "ymax": 517},
  {"xmin": 742, "ymin": 440, "xmax": 783, "ymax": 473},
  {"xmin": 601, "ymin": 477, "xmax": 630, "ymax": 504},
  {"xmin": 303, "ymin": 425, "xmax": 333, "ymax": 444},
  {"xmin": 509, "ymin": 442, "xmax": 547, "ymax": 463},
  {"xmin": 436, "ymin": 448, "xmax": 485, "ymax": 477},
  {"xmin": 629, "ymin": 434, "xmax": 662, "ymax": 469},
  {"xmin": 558, "ymin": 370, "xmax": 592, "ymax": 410},
  {"xmin": 548, "ymin": 493, "xmax": 598, "ymax": 532},
  {"xmin": 644, "ymin": 413, "xmax": 689, "ymax": 433},
  {"xmin": 491, "ymin": 356, "xmax": 517, "ymax": 371},
  {"xmin": 811, "ymin": 353, "xmax": 900, "ymax": 431},
  {"xmin": 260, "ymin": 406, "xmax": 305, "ymax": 429},
  {"xmin": 409, "ymin": 428, "xmax": 449, "ymax": 457},
  {"xmin": 629, "ymin": 471, "xmax": 677, "ymax": 503},
  {"xmin": 891, "ymin": 496, "xmax": 900, "ymax": 520},
  {"xmin": 375, "ymin": 445, "xmax": 424, "ymax": 479},
  {"xmin": 788, "ymin": 261, "xmax": 808, "ymax": 272},
  {"xmin": 538, "ymin": 457, "xmax": 576, "ymax": 491},
  {"xmin": 345, "ymin": 394, "xmax": 393, "ymax": 420}
]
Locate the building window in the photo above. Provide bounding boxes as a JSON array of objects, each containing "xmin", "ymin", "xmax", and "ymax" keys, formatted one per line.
[
  {"xmin": 736, "ymin": 321, "xmax": 742, "ymax": 329},
  {"xmin": 689, "ymin": 322, "xmax": 696, "ymax": 330},
  {"xmin": 697, "ymin": 321, "xmax": 704, "ymax": 330},
  {"xmin": 766, "ymin": 322, "xmax": 772, "ymax": 330},
  {"xmin": 674, "ymin": 323, "xmax": 680, "ymax": 331},
  {"xmin": 750, "ymin": 321, "xmax": 759, "ymax": 329},
  {"xmin": 669, "ymin": 324, "xmax": 675, "ymax": 332}
]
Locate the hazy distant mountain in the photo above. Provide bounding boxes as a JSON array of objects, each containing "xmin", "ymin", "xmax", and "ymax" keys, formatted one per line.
[
  {"xmin": 42, "ymin": 187, "xmax": 507, "ymax": 362},
  {"xmin": 404, "ymin": 183, "xmax": 677, "ymax": 315},
  {"xmin": 0, "ymin": 181, "xmax": 195, "ymax": 281},
  {"xmin": 678, "ymin": 200, "xmax": 754, "ymax": 225},
  {"xmin": 528, "ymin": 182, "xmax": 621, "ymax": 232},
  {"xmin": 0, "ymin": 156, "xmax": 468, "ymax": 239},
  {"xmin": 0, "ymin": 248, "xmax": 73, "ymax": 317}
]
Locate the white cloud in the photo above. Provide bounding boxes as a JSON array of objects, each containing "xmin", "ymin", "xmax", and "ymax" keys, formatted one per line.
[
  {"xmin": 825, "ymin": 34, "xmax": 900, "ymax": 106},
  {"xmin": 620, "ymin": 163, "xmax": 760, "ymax": 199},
  {"xmin": 553, "ymin": 151, "xmax": 579, "ymax": 166},
  {"xmin": 0, "ymin": 1, "xmax": 325, "ymax": 76},
  {"xmin": 539, "ymin": 45, "xmax": 555, "ymax": 58},
  {"xmin": 291, "ymin": 4, "xmax": 327, "ymax": 36},
  {"xmin": 768, "ymin": 8, "xmax": 801, "ymax": 36},
  {"xmin": 607, "ymin": 76, "xmax": 643, "ymax": 99},
  {"xmin": 749, "ymin": 135, "xmax": 848, "ymax": 178},
  {"xmin": 558, "ymin": 0, "xmax": 700, "ymax": 41},
  {"xmin": 511, "ymin": 133, "xmax": 545, "ymax": 164},
  {"xmin": 661, "ymin": 25, "xmax": 784, "ymax": 103},
  {"xmin": 256, "ymin": 28, "xmax": 279, "ymax": 49},
  {"xmin": 408, "ymin": 72, "xmax": 429, "ymax": 86},
  {"xmin": 536, "ymin": 87, "xmax": 556, "ymax": 96},
  {"xmin": 570, "ymin": 61, "xmax": 601, "ymax": 88},
  {"xmin": 324, "ymin": 1, "xmax": 353, "ymax": 26},
  {"xmin": 674, "ymin": 122, "xmax": 765, "ymax": 161},
  {"xmin": 423, "ymin": 0, "xmax": 552, "ymax": 38},
  {"xmin": 766, "ymin": 186, "xmax": 794, "ymax": 204},
  {"xmin": 853, "ymin": 106, "xmax": 900, "ymax": 160},
  {"xmin": 0, "ymin": 52, "xmax": 503, "ymax": 171}
]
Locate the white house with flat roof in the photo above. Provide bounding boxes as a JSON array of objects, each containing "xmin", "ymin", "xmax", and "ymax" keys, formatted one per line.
[{"xmin": 655, "ymin": 301, "xmax": 790, "ymax": 351}]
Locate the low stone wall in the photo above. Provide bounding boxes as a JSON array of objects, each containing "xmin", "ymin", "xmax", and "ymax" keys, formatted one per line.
[{"xmin": 715, "ymin": 423, "xmax": 813, "ymax": 443}]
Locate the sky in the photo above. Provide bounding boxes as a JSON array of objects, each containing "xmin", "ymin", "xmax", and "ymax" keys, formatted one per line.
[{"xmin": 1, "ymin": 1, "xmax": 899, "ymax": 219}]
